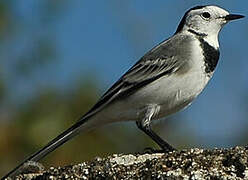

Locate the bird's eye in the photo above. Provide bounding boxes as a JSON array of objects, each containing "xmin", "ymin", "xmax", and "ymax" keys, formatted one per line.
[{"xmin": 201, "ymin": 12, "xmax": 211, "ymax": 19}]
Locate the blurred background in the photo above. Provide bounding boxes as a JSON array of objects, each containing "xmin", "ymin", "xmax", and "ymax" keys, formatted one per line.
[{"xmin": 0, "ymin": 0, "xmax": 247, "ymax": 176}]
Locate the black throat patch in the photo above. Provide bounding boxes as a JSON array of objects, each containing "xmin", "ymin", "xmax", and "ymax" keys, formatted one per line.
[{"xmin": 199, "ymin": 38, "xmax": 220, "ymax": 74}]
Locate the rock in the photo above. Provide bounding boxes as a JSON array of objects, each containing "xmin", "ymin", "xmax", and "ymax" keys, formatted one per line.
[{"xmin": 9, "ymin": 146, "xmax": 248, "ymax": 180}]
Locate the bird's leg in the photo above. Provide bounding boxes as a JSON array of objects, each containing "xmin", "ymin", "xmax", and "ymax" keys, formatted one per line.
[
  {"xmin": 136, "ymin": 121, "xmax": 175, "ymax": 152},
  {"xmin": 136, "ymin": 106, "xmax": 176, "ymax": 152}
]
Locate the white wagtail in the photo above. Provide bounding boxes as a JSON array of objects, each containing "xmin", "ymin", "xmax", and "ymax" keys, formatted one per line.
[{"xmin": 3, "ymin": 5, "xmax": 244, "ymax": 179}]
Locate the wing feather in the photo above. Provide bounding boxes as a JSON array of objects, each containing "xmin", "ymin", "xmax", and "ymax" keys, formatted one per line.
[
  {"xmin": 85, "ymin": 57, "xmax": 182, "ymax": 116},
  {"xmin": 84, "ymin": 34, "xmax": 190, "ymax": 117}
]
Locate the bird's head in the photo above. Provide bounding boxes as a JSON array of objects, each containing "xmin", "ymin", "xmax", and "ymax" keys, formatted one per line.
[{"xmin": 175, "ymin": 5, "xmax": 244, "ymax": 37}]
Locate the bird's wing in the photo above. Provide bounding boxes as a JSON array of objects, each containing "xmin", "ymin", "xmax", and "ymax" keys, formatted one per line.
[{"xmin": 84, "ymin": 36, "xmax": 188, "ymax": 117}]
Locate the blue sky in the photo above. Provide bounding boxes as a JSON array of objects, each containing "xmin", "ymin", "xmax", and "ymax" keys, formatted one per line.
[{"xmin": 2, "ymin": 0, "xmax": 248, "ymax": 147}]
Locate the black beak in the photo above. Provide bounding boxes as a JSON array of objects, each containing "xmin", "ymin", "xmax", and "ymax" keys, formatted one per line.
[{"xmin": 225, "ymin": 14, "xmax": 245, "ymax": 21}]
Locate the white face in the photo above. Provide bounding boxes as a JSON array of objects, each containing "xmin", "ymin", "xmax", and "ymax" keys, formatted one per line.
[
  {"xmin": 184, "ymin": 6, "xmax": 230, "ymax": 36},
  {"xmin": 175, "ymin": 5, "xmax": 244, "ymax": 51}
]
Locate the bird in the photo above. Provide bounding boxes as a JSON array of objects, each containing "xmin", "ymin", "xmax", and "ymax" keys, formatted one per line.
[{"xmin": 3, "ymin": 5, "xmax": 244, "ymax": 179}]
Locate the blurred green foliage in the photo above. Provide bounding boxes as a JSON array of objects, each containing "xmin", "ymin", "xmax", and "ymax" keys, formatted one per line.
[{"xmin": 0, "ymin": 1, "xmax": 157, "ymax": 176}]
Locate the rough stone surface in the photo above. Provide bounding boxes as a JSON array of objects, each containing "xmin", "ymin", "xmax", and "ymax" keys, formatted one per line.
[{"xmin": 8, "ymin": 146, "xmax": 248, "ymax": 180}]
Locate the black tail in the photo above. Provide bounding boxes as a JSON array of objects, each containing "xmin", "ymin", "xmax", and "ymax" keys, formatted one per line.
[{"xmin": 2, "ymin": 115, "xmax": 91, "ymax": 179}]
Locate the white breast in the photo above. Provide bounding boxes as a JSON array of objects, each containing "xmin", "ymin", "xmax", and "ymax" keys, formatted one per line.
[{"xmin": 140, "ymin": 38, "xmax": 211, "ymax": 119}]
